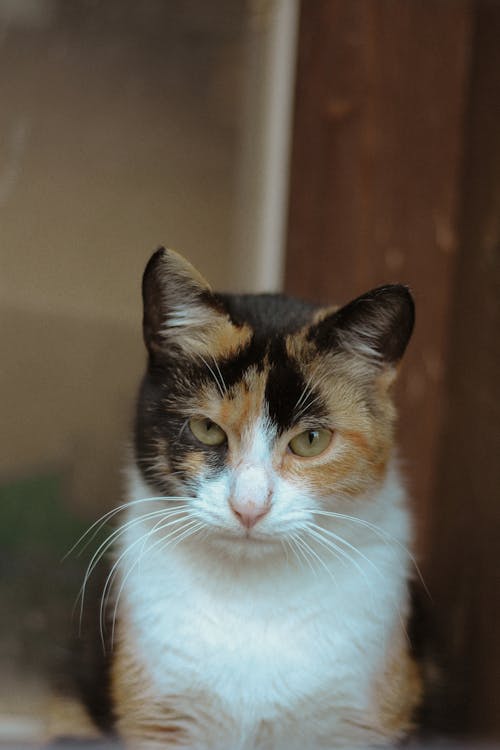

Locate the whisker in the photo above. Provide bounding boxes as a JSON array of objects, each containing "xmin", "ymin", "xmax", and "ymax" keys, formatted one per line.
[
  {"xmin": 283, "ymin": 538, "xmax": 305, "ymax": 572},
  {"xmin": 293, "ymin": 369, "xmax": 332, "ymax": 421},
  {"xmin": 310, "ymin": 509, "xmax": 430, "ymax": 598},
  {"xmin": 293, "ymin": 364, "xmax": 323, "ymax": 411},
  {"xmin": 100, "ymin": 513, "xmax": 193, "ymax": 615},
  {"xmin": 73, "ymin": 506, "xmax": 185, "ymax": 634},
  {"xmin": 304, "ymin": 525, "xmax": 372, "ymax": 603},
  {"xmin": 109, "ymin": 517, "xmax": 204, "ymax": 648},
  {"xmin": 294, "ymin": 389, "xmax": 328, "ymax": 423},
  {"xmin": 136, "ymin": 509, "xmax": 204, "ymax": 569},
  {"xmin": 308, "ymin": 522, "xmax": 386, "ymax": 583},
  {"xmin": 76, "ymin": 506, "xmax": 189, "ymax": 630},
  {"xmin": 64, "ymin": 494, "xmax": 191, "ymax": 560},
  {"xmin": 306, "ymin": 522, "xmax": 410, "ymax": 644},
  {"xmin": 303, "ymin": 526, "xmax": 348, "ymax": 570},
  {"xmin": 210, "ymin": 354, "xmax": 228, "ymax": 397},
  {"xmin": 75, "ymin": 509, "xmax": 167, "ymax": 623},
  {"xmin": 280, "ymin": 539, "xmax": 291, "ymax": 567},
  {"xmin": 158, "ymin": 521, "xmax": 206, "ymax": 558},
  {"xmin": 199, "ymin": 354, "xmax": 225, "ymax": 398},
  {"xmin": 290, "ymin": 534, "xmax": 318, "ymax": 578},
  {"xmin": 137, "ymin": 507, "xmax": 191, "ymax": 562},
  {"xmin": 100, "ymin": 513, "xmax": 197, "ymax": 648},
  {"xmin": 174, "ymin": 418, "xmax": 190, "ymax": 445},
  {"xmin": 296, "ymin": 533, "xmax": 338, "ymax": 586},
  {"xmin": 79, "ymin": 506, "xmax": 187, "ymax": 590}
]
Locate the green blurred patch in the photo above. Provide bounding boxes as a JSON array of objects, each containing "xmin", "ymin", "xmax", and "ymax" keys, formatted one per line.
[
  {"xmin": 0, "ymin": 473, "xmax": 87, "ymax": 556},
  {"xmin": 0, "ymin": 472, "xmax": 110, "ymax": 678}
]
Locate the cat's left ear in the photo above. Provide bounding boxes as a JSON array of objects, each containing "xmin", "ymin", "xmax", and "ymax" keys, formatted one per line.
[
  {"xmin": 142, "ymin": 247, "xmax": 231, "ymax": 358},
  {"xmin": 309, "ymin": 284, "xmax": 415, "ymax": 371}
]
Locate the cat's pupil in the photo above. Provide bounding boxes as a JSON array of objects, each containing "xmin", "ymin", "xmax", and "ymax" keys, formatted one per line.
[{"xmin": 308, "ymin": 430, "xmax": 319, "ymax": 444}]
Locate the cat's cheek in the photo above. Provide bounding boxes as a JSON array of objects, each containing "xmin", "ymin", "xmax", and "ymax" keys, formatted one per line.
[
  {"xmin": 191, "ymin": 473, "xmax": 237, "ymax": 529},
  {"xmin": 280, "ymin": 433, "xmax": 390, "ymax": 500},
  {"xmin": 176, "ymin": 449, "xmax": 209, "ymax": 480},
  {"xmin": 265, "ymin": 477, "xmax": 315, "ymax": 529}
]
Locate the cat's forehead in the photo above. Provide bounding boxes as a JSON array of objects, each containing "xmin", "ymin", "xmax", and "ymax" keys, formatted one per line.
[{"xmin": 195, "ymin": 329, "xmax": 327, "ymax": 435}]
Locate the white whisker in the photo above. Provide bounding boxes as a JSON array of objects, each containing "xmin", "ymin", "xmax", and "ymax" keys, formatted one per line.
[
  {"xmin": 294, "ymin": 389, "xmax": 328, "ymax": 423},
  {"xmin": 296, "ymin": 533, "xmax": 338, "ymax": 586},
  {"xmin": 199, "ymin": 354, "xmax": 225, "ymax": 398},
  {"xmin": 210, "ymin": 354, "xmax": 228, "ymax": 396},
  {"xmin": 306, "ymin": 522, "xmax": 410, "ymax": 643},
  {"xmin": 290, "ymin": 534, "xmax": 318, "ymax": 578},
  {"xmin": 303, "ymin": 526, "xmax": 348, "ymax": 570},
  {"xmin": 310, "ymin": 508, "xmax": 430, "ymax": 597},
  {"xmin": 304, "ymin": 525, "xmax": 373, "ymax": 610},
  {"xmin": 109, "ymin": 516, "xmax": 204, "ymax": 648},
  {"xmin": 294, "ymin": 368, "xmax": 332, "ymax": 421},
  {"xmin": 283, "ymin": 538, "xmax": 305, "ymax": 572},
  {"xmin": 64, "ymin": 493, "xmax": 191, "ymax": 560},
  {"xmin": 100, "ymin": 513, "xmax": 198, "ymax": 649},
  {"xmin": 76, "ymin": 506, "xmax": 189, "ymax": 630},
  {"xmin": 308, "ymin": 522, "xmax": 386, "ymax": 583},
  {"xmin": 293, "ymin": 364, "xmax": 322, "ymax": 411}
]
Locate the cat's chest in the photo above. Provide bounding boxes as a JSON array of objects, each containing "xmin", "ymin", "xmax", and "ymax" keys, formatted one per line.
[{"xmin": 124, "ymin": 557, "xmax": 380, "ymax": 717}]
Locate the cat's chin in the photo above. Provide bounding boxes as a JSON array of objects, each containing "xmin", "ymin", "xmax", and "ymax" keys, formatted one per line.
[{"xmin": 204, "ymin": 528, "xmax": 283, "ymax": 559}]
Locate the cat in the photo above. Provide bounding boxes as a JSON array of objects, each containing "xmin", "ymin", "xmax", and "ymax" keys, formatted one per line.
[{"xmin": 86, "ymin": 247, "xmax": 423, "ymax": 749}]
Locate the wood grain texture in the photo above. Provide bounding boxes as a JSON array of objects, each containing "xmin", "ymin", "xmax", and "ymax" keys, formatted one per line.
[
  {"xmin": 284, "ymin": 0, "xmax": 472, "ymax": 551},
  {"xmin": 427, "ymin": 2, "xmax": 500, "ymax": 738}
]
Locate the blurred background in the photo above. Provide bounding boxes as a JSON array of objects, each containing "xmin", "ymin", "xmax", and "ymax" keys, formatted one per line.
[{"xmin": 0, "ymin": 0, "xmax": 498, "ymax": 746}]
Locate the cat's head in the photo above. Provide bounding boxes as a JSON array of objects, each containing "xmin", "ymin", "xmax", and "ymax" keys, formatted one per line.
[{"xmin": 134, "ymin": 248, "xmax": 414, "ymax": 556}]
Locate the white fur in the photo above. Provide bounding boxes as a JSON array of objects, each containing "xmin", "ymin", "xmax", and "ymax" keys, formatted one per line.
[
  {"xmin": 164, "ymin": 304, "xmax": 214, "ymax": 330},
  {"xmin": 115, "ymin": 448, "xmax": 413, "ymax": 749}
]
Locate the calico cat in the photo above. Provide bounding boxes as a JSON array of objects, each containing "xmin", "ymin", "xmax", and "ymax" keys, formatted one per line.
[{"xmin": 93, "ymin": 248, "xmax": 422, "ymax": 749}]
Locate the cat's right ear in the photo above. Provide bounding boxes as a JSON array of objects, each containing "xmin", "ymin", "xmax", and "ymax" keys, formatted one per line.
[
  {"xmin": 308, "ymin": 284, "xmax": 415, "ymax": 370},
  {"xmin": 142, "ymin": 248, "xmax": 229, "ymax": 358}
]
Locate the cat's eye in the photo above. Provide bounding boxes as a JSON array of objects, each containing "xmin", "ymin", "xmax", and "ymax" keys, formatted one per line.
[
  {"xmin": 189, "ymin": 417, "xmax": 227, "ymax": 447},
  {"xmin": 288, "ymin": 428, "xmax": 332, "ymax": 458}
]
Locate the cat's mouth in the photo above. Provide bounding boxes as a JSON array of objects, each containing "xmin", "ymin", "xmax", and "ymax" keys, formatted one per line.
[{"xmin": 213, "ymin": 526, "xmax": 279, "ymax": 546}]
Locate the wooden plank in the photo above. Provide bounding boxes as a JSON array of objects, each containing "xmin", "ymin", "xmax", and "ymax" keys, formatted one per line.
[
  {"xmin": 285, "ymin": 0, "xmax": 472, "ymax": 548},
  {"xmin": 428, "ymin": 2, "xmax": 500, "ymax": 737}
]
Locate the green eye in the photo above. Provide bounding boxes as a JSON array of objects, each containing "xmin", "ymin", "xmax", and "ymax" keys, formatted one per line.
[
  {"xmin": 189, "ymin": 417, "xmax": 227, "ymax": 446},
  {"xmin": 288, "ymin": 428, "xmax": 332, "ymax": 457}
]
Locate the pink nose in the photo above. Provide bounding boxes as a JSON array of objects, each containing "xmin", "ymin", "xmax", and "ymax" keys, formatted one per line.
[{"xmin": 230, "ymin": 500, "xmax": 270, "ymax": 529}]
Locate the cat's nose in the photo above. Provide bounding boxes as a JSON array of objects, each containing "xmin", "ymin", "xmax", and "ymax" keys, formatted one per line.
[
  {"xmin": 230, "ymin": 465, "xmax": 272, "ymax": 529},
  {"xmin": 230, "ymin": 497, "xmax": 271, "ymax": 529}
]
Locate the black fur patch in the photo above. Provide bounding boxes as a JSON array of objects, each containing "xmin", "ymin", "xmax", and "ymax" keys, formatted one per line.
[
  {"xmin": 134, "ymin": 360, "xmax": 229, "ymax": 492},
  {"xmin": 217, "ymin": 334, "xmax": 267, "ymax": 391},
  {"xmin": 216, "ymin": 294, "xmax": 327, "ymax": 432},
  {"xmin": 308, "ymin": 285, "xmax": 415, "ymax": 363},
  {"xmin": 265, "ymin": 337, "xmax": 326, "ymax": 433},
  {"xmin": 215, "ymin": 292, "xmax": 318, "ymax": 336}
]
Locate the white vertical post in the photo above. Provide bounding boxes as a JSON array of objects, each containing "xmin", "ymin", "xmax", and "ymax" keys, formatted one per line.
[{"xmin": 231, "ymin": 0, "xmax": 300, "ymax": 293}]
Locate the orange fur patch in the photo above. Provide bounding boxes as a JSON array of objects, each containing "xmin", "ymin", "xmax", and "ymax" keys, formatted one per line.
[
  {"xmin": 197, "ymin": 367, "xmax": 269, "ymax": 462},
  {"xmin": 277, "ymin": 349, "xmax": 395, "ymax": 497},
  {"xmin": 373, "ymin": 639, "xmax": 422, "ymax": 738},
  {"xmin": 210, "ymin": 321, "xmax": 253, "ymax": 361},
  {"xmin": 178, "ymin": 450, "xmax": 206, "ymax": 477},
  {"xmin": 112, "ymin": 628, "xmax": 188, "ymax": 746}
]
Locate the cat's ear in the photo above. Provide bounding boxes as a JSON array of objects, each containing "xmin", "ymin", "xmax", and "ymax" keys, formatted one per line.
[
  {"xmin": 309, "ymin": 285, "xmax": 414, "ymax": 368},
  {"xmin": 142, "ymin": 247, "xmax": 229, "ymax": 357}
]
